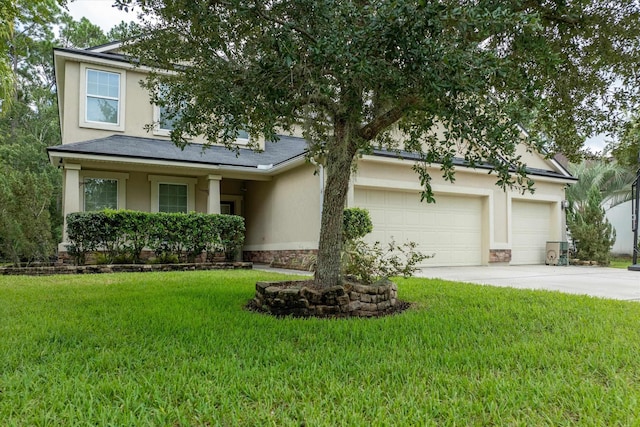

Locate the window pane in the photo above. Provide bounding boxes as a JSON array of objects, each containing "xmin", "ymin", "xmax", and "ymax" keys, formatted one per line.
[
  {"xmin": 87, "ymin": 69, "xmax": 119, "ymax": 98},
  {"xmin": 87, "ymin": 97, "xmax": 119, "ymax": 123},
  {"xmin": 159, "ymin": 105, "xmax": 179, "ymax": 130},
  {"xmin": 107, "ymin": 73, "xmax": 120, "ymax": 98},
  {"xmin": 159, "ymin": 183, "xmax": 188, "ymax": 213},
  {"xmin": 84, "ymin": 179, "xmax": 118, "ymax": 211},
  {"xmin": 237, "ymin": 129, "xmax": 249, "ymax": 140}
]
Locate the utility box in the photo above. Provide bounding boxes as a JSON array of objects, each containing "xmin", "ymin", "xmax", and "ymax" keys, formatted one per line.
[{"xmin": 546, "ymin": 241, "xmax": 569, "ymax": 266}]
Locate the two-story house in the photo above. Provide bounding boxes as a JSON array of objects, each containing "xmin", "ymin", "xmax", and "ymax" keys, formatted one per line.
[{"xmin": 48, "ymin": 41, "xmax": 576, "ymax": 268}]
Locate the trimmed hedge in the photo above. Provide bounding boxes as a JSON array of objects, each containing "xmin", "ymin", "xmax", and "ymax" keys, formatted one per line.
[{"xmin": 66, "ymin": 210, "xmax": 245, "ymax": 265}]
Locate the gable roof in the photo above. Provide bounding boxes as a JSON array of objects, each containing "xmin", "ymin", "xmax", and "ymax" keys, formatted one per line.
[{"xmin": 48, "ymin": 134, "xmax": 574, "ymax": 182}]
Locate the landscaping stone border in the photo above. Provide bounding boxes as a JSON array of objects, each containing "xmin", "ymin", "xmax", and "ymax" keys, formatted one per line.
[
  {"xmin": 0, "ymin": 262, "xmax": 252, "ymax": 276},
  {"xmin": 244, "ymin": 249, "xmax": 317, "ymax": 271},
  {"xmin": 253, "ymin": 278, "xmax": 398, "ymax": 317}
]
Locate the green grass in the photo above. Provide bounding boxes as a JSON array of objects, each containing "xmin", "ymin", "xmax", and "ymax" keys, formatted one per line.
[
  {"xmin": 609, "ymin": 256, "xmax": 634, "ymax": 269},
  {"xmin": 2, "ymin": 270, "xmax": 640, "ymax": 426}
]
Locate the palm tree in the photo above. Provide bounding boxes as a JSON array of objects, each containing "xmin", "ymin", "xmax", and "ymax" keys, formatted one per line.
[{"xmin": 566, "ymin": 160, "xmax": 636, "ymax": 213}]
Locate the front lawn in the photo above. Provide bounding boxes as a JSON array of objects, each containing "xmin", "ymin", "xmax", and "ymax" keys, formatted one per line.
[
  {"xmin": 609, "ymin": 256, "xmax": 635, "ymax": 269},
  {"xmin": 1, "ymin": 270, "xmax": 639, "ymax": 425}
]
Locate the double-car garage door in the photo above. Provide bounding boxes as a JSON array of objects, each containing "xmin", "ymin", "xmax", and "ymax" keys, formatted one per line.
[
  {"xmin": 355, "ymin": 188, "xmax": 556, "ymax": 266},
  {"xmin": 354, "ymin": 189, "xmax": 483, "ymax": 267}
]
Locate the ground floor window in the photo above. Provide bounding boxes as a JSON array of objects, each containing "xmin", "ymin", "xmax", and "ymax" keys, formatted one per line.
[
  {"xmin": 84, "ymin": 178, "xmax": 118, "ymax": 211},
  {"xmin": 159, "ymin": 183, "xmax": 188, "ymax": 213},
  {"xmin": 148, "ymin": 175, "xmax": 196, "ymax": 213}
]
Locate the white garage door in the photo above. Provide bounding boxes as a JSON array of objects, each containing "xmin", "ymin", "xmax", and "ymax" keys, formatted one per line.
[
  {"xmin": 511, "ymin": 200, "xmax": 553, "ymax": 264},
  {"xmin": 354, "ymin": 189, "xmax": 484, "ymax": 266}
]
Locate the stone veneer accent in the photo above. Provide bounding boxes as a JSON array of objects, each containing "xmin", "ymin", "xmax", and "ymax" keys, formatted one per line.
[
  {"xmin": 0, "ymin": 262, "xmax": 252, "ymax": 276},
  {"xmin": 253, "ymin": 279, "xmax": 398, "ymax": 317},
  {"xmin": 489, "ymin": 249, "xmax": 512, "ymax": 263},
  {"xmin": 244, "ymin": 249, "xmax": 318, "ymax": 271}
]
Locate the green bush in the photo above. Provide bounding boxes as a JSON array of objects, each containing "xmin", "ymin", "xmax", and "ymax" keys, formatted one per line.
[
  {"xmin": 343, "ymin": 208, "xmax": 373, "ymax": 242},
  {"xmin": 340, "ymin": 207, "xmax": 430, "ymax": 284},
  {"xmin": 65, "ymin": 212, "xmax": 103, "ymax": 265},
  {"xmin": 65, "ymin": 211, "xmax": 245, "ymax": 265},
  {"xmin": 342, "ymin": 239, "xmax": 431, "ymax": 284},
  {"xmin": 567, "ymin": 186, "xmax": 616, "ymax": 264}
]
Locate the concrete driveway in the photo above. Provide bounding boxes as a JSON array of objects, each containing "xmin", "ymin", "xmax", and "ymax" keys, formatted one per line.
[{"xmin": 417, "ymin": 265, "xmax": 640, "ymax": 301}]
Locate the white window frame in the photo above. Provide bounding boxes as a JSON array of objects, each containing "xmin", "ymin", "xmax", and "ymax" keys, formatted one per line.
[
  {"xmin": 79, "ymin": 64, "xmax": 126, "ymax": 131},
  {"xmin": 80, "ymin": 171, "xmax": 129, "ymax": 211},
  {"xmin": 149, "ymin": 175, "xmax": 197, "ymax": 213},
  {"xmin": 153, "ymin": 104, "xmax": 172, "ymax": 136},
  {"xmin": 235, "ymin": 129, "xmax": 250, "ymax": 146}
]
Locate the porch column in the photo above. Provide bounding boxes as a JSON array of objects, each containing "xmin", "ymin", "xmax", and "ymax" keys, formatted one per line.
[
  {"xmin": 207, "ymin": 174, "xmax": 222, "ymax": 214},
  {"xmin": 61, "ymin": 163, "xmax": 81, "ymax": 244}
]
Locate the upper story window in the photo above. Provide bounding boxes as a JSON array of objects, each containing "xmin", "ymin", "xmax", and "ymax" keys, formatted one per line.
[
  {"xmin": 158, "ymin": 105, "xmax": 179, "ymax": 131},
  {"xmin": 79, "ymin": 64, "xmax": 126, "ymax": 131},
  {"xmin": 155, "ymin": 103, "xmax": 183, "ymax": 135},
  {"xmin": 86, "ymin": 69, "xmax": 120, "ymax": 124},
  {"xmin": 236, "ymin": 128, "xmax": 249, "ymax": 144},
  {"xmin": 153, "ymin": 88, "xmax": 184, "ymax": 136}
]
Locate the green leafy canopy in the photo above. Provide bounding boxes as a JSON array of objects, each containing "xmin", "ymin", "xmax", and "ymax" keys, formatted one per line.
[
  {"xmin": 120, "ymin": 0, "xmax": 639, "ymax": 187},
  {"xmin": 115, "ymin": 0, "xmax": 640, "ymax": 286}
]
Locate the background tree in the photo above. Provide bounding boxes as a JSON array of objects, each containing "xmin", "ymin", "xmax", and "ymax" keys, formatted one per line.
[
  {"xmin": 116, "ymin": 0, "xmax": 640, "ymax": 287},
  {"xmin": 567, "ymin": 186, "xmax": 616, "ymax": 265},
  {"xmin": 105, "ymin": 20, "xmax": 143, "ymax": 41},
  {"xmin": 610, "ymin": 114, "xmax": 640, "ymax": 168},
  {"xmin": 565, "ymin": 159, "xmax": 634, "ymax": 264},
  {"xmin": 0, "ymin": 3, "xmax": 133, "ymax": 263},
  {"xmin": 58, "ymin": 14, "xmax": 109, "ymax": 49},
  {"xmin": 566, "ymin": 159, "xmax": 636, "ymax": 211},
  {"xmin": 0, "ymin": 168, "xmax": 54, "ymax": 265}
]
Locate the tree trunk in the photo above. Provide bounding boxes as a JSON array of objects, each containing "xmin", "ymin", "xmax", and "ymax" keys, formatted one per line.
[{"xmin": 314, "ymin": 121, "xmax": 358, "ymax": 288}]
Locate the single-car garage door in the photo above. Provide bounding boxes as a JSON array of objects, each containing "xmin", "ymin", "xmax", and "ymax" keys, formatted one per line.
[
  {"xmin": 354, "ymin": 188, "xmax": 484, "ymax": 266},
  {"xmin": 511, "ymin": 200, "xmax": 553, "ymax": 264}
]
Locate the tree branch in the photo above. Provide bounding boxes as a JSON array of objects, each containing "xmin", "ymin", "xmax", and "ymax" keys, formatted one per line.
[
  {"xmin": 358, "ymin": 96, "xmax": 420, "ymax": 141},
  {"xmin": 250, "ymin": 1, "xmax": 317, "ymax": 44}
]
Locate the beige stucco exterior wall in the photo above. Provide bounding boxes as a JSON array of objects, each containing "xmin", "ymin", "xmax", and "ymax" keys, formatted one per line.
[
  {"xmin": 244, "ymin": 164, "xmax": 321, "ymax": 251},
  {"xmin": 514, "ymin": 144, "xmax": 555, "ymax": 170},
  {"xmin": 61, "ymin": 61, "xmax": 162, "ymax": 144},
  {"xmin": 60, "ymin": 58, "xmax": 266, "ymax": 149},
  {"xmin": 126, "ymin": 171, "xmax": 150, "ymax": 211}
]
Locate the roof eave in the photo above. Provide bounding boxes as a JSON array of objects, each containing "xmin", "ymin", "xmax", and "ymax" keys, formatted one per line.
[{"xmin": 47, "ymin": 148, "xmax": 307, "ymax": 179}]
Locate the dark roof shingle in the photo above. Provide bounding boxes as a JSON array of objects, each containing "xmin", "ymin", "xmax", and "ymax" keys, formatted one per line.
[{"xmin": 48, "ymin": 134, "xmax": 308, "ymax": 168}]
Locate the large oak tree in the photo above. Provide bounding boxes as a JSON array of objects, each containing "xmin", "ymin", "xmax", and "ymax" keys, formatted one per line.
[{"xmin": 117, "ymin": 0, "xmax": 640, "ymax": 287}]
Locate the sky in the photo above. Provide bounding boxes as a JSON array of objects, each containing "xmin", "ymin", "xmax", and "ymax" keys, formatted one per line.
[
  {"xmin": 64, "ymin": 1, "xmax": 611, "ymax": 153},
  {"xmin": 66, "ymin": 0, "xmax": 139, "ymax": 32}
]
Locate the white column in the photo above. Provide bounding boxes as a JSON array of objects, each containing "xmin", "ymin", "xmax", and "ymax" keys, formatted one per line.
[
  {"xmin": 61, "ymin": 163, "xmax": 81, "ymax": 247},
  {"xmin": 207, "ymin": 175, "xmax": 222, "ymax": 214}
]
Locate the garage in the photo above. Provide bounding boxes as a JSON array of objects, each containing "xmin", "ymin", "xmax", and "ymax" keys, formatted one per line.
[
  {"xmin": 354, "ymin": 188, "xmax": 484, "ymax": 266},
  {"xmin": 511, "ymin": 200, "xmax": 553, "ymax": 264}
]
